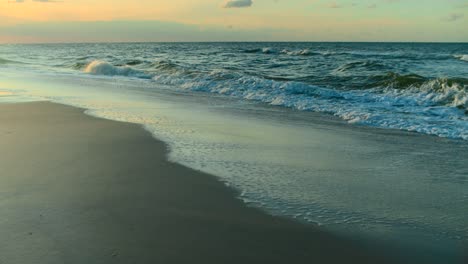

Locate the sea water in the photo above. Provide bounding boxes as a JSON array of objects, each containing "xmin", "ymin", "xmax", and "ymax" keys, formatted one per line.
[{"xmin": 1, "ymin": 42, "xmax": 467, "ymax": 262}]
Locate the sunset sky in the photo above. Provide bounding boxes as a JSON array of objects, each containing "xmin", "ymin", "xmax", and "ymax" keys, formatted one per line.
[{"xmin": 0, "ymin": 0, "xmax": 466, "ymax": 43}]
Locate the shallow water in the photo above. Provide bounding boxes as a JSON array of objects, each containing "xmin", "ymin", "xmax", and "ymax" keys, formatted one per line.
[{"xmin": 1, "ymin": 42, "xmax": 467, "ymax": 262}]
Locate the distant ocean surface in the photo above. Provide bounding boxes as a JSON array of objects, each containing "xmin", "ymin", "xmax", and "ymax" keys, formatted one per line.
[
  {"xmin": 1, "ymin": 42, "xmax": 467, "ymax": 262},
  {"xmin": 0, "ymin": 42, "xmax": 467, "ymax": 139}
]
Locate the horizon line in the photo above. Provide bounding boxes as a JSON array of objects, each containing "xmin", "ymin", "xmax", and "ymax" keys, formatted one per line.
[{"xmin": 2, "ymin": 40, "xmax": 467, "ymax": 45}]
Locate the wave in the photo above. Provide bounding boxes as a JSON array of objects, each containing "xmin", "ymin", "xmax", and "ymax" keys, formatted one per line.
[
  {"xmin": 78, "ymin": 59, "xmax": 467, "ymax": 111},
  {"xmin": 262, "ymin": 47, "xmax": 275, "ymax": 54},
  {"xmin": 242, "ymin": 47, "xmax": 277, "ymax": 54},
  {"xmin": 371, "ymin": 73, "xmax": 427, "ymax": 89},
  {"xmin": 124, "ymin": 59, "xmax": 145, "ymax": 66},
  {"xmin": 83, "ymin": 60, "xmax": 151, "ymax": 79},
  {"xmin": 151, "ymin": 69, "xmax": 467, "ymax": 139},
  {"xmin": 241, "ymin": 48, "xmax": 455, "ymax": 61},
  {"xmin": 243, "ymin": 48, "xmax": 262, "ymax": 53},
  {"xmin": 335, "ymin": 60, "xmax": 388, "ymax": 73},
  {"xmin": 155, "ymin": 69, "xmax": 467, "ymax": 110},
  {"xmin": 382, "ymin": 78, "xmax": 467, "ymax": 110},
  {"xmin": 72, "ymin": 62, "xmax": 88, "ymax": 70},
  {"xmin": 314, "ymin": 50, "xmax": 453, "ymax": 61},
  {"xmin": 454, "ymin": 54, "xmax": 468, "ymax": 62},
  {"xmin": 73, "ymin": 58, "xmax": 467, "ymax": 140},
  {"xmin": 150, "ymin": 60, "xmax": 181, "ymax": 72},
  {"xmin": 280, "ymin": 49, "xmax": 314, "ymax": 56},
  {"xmin": 0, "ymin": 57, "xmax": 20, "ymax": 65},
  {"xmin": 241, "ymin": 48, "xmax": 445, "ymax": 59},
  {"xmin": 371, "ymin": 73, "xmax": 467, "ymax": 110},
  {"xmin": 243, "ymin": 47, "xmax": 313, "ymax": 56},
  {"xmin": 372, "ymin": 72, "xmax": 467, "ymax": 91}
]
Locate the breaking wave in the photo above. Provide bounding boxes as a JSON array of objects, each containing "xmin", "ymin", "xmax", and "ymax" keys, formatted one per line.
[
  {"xmin": 454, "ymin": 54, "xmax": 468, "ymax": 62},
  {"xmin": 262, "ymin": 47, "xmax": 275, "ymax": 54},
  {"xmin": 244, "ymin": 47, "xmax": 314, "ymax": 56},
  {"xmin": 83, "ymin": 60, "xmax": 151, "ymax": 79},
  {"xmin": 281, "ymin": 49, "xmax": 314, "ymax": 56},
  {"xmin": 149, "ymin": 67, "xmax": 467, "ymax": 139}
]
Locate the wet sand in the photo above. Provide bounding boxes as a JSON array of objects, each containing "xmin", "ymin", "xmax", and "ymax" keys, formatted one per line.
[{"xmin": 0, "ymin": 102, "xmax": 398, "ymax": 264}]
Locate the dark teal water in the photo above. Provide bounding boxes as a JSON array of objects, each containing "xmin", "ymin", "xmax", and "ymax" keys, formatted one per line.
[{"xmin": 1, "ymin": 42, "xmax": 467, "ymax": 139}]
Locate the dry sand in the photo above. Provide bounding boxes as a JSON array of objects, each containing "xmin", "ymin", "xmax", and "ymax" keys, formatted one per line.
[{"xmin": 0, "ymin": 102, "xmax": 394, "ymax": 264}]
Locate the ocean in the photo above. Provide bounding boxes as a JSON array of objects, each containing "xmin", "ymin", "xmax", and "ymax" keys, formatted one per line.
[{"xmin": 1, "ymin": 42, "xmax": 467, "ymax": 261}]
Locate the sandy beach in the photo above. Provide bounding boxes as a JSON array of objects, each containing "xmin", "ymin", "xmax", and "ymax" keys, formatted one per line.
[{"xmin": 0, "ymin": 102, "xmax": 398, "ymax": 264}]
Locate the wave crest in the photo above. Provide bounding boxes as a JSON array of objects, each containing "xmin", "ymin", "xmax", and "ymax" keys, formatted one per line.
[
  {"xmin": 395, "ymin": 78, "xmax": 467, "ymax": 110},
  {"xmin": 454, "ymin": 54, "xmax": 468, "ymax": 62},
  {"xmin": 151, "ymin": 69, "xmax": 467, "ymax": 139},
  {"xmin": 372, "ymin": 73, "xmax": 427, "ymax": 88},
  {"xmin": 243, "ymin": 47, "xmax": 314, "ymax": 56},
  {"xmin": 335, "ymin": 61, "xmax": 387, "ymax": 73},
  {"xmin": 151, "ymin": 60, "xmax": 181, "ymax": 72},
  {"xmin": 262, "ymin": 47, "xmax": 275, "ymax": 54},
  {"xmin": 370, "ymin": 73, "xmax": 467, "ymax": 109},
  {"xmin": 281, "ymin": 49, "xmax": 314, "ymax": 56},
  {"xmin": 84, "ymin": 60, "xmax": 150, "ymax": 78}
]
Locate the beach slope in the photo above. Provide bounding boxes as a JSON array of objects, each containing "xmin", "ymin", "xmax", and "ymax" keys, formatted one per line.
[{"xmin": 0, "ymin": 102, "xmax": 391, "ymax": 264}]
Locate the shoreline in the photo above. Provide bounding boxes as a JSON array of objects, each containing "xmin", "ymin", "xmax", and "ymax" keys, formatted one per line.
[{"xmin": 0, "ymin": 101, "xmax": 398, "ymax": 264}]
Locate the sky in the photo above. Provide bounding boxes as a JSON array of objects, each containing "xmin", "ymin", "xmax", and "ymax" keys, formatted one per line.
[{"xmin": 0, "ymin": 0, "xmax": 467, "ymax": 43}]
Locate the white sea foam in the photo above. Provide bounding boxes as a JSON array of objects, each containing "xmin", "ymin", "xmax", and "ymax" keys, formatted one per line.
[
  {"xmin": 84, "ymin": 60, "xmax": 151, "ymax": 78},
  {"xmin": 454, "ymin": 54, "xmax": 468, "ymax": 62},
  {"xmin": 262, "ymin": 47, "xmax": 275, "ymax": 54},
  {"xmin": 247, "ymin": 48, "xmax": 314, "ymax": 56},
  {"xmin": 281, "ymin": 49, "xmax": 313, "ymax": 56}
]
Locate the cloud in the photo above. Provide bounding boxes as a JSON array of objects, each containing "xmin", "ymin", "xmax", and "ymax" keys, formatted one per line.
[
  {"xmin": 224, "ymin": 0, "xmax": 252, "ymax": 8},
  {"xmin": 444, "ymin": 13, "xmax": 464, "ymax": 22}
]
